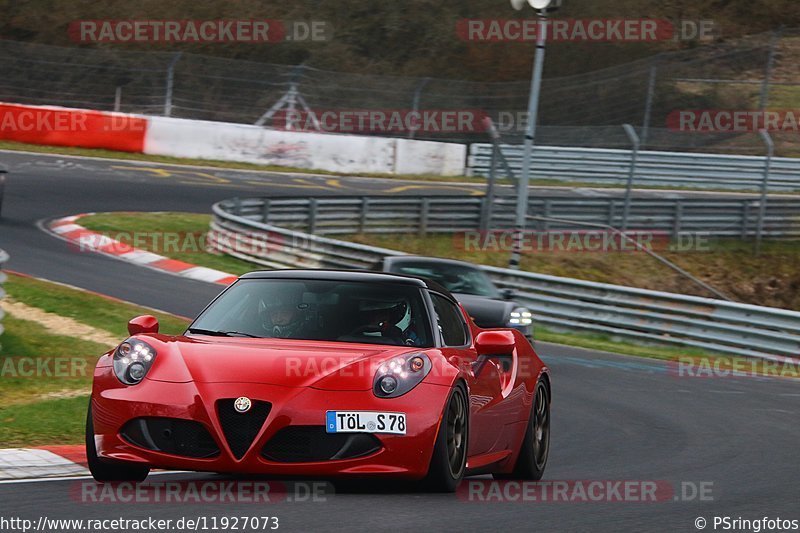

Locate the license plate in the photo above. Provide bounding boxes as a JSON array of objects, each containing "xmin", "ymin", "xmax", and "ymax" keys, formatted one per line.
[{"xmin": 326, "ymin": 411, "xmax": 406, "ymax": 435}]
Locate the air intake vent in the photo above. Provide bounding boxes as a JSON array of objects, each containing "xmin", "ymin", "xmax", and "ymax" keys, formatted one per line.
[
  {"xmin": 262, "ymin": 426, "xmax": 382, "ymax": 463},
  {"xmin": 216, "ymin": 399, "xmax": 272, "ymax": 459},
  {"xmin": 120, "ymin": 418, "xmax": 220, "ymax": 458}
]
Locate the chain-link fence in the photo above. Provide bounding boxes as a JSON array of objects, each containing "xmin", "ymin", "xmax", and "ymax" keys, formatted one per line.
[{"xmin": 1, "ymin": 30, "xmax": 799, "ymax": 154}]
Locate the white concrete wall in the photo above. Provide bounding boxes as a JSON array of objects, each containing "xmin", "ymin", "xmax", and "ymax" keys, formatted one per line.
[
  {"xmin": 393, "ymin": 138, "xmax": 467, "ymax": 176},
  {"xmin": 0, "ymin": 102, "xmax": 468, "ymax": 175},
  {"xmin": 145, "ymin": 116, "xmax": 467, "ymax": 176}
]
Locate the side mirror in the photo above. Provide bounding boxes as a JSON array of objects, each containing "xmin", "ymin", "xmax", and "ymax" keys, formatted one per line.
[
  {"xmin": 475, "ymin": 330, "xmax": 515, "ymax": 356},
  {"xmin": 128, "ymin": 315, "xmax": 159, "ymax": 336},
  {"xmin": 500, "ymin": 288, "xmax": 515, "ymax": 300}
]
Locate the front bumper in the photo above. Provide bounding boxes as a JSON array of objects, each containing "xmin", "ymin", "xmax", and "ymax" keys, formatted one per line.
[{"xmin": 91, "ymin": 367, "xmax": 449, "ymax": 479}]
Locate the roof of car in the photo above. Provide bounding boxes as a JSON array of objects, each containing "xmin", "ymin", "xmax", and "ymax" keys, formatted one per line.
[
  {"xmin": 238, "ymin": 269, "xmax": 457, "ymax": 301},
  {"xmin": 384, "ymin": 255, "xmax": 481, "ymax": 269}
]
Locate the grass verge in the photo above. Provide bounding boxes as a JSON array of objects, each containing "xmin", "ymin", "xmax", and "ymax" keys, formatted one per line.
[
  {"xmin": 0, "ymin": 396, "xmax": 88, "ymax": 447},
  {"xmin": 4, "ymin": 273, "xmax": 191, "ymax": 337},
  {"xmin": 534, "ymin": 325, "xmax": 719, "ymax": 361},
  {"xmin": 0, "ymin": 315, "xmax": 109, "ymax": 404},
  {"xmin": 0, "ymin": 273, "xmax": 191, "ymax": 444}
]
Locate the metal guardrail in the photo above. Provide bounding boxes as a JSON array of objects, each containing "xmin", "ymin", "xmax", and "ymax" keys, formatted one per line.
[
  {"xmin": 468, "ymin": 145, "xmax": 800, "ymax": 191},
  {"xmin": 0, "ymin": 248, "xmax": 8, "ymax": 338},
  {"xmin": 211, "ymin": 199, "xmax": 800, "ymax": 361},
  {"xmin": 221, "ymin": 195, "xmax": 800, "ymax": 238},
  {"xmin": 210, "ymin": 203, "xmax": 403, "ymax": 271}
]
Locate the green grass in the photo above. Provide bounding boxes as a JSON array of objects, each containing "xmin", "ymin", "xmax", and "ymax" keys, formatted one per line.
[
  {"xmin": 0, "ymin": 273, "xmax": 191, "ymax": 444},
  {"xmin": 534, "ymin": 325, "xmax": 724, "ymax": 361},
  {"xmin": 0, "ymin": 315, "xmax": 109, "ymax": 405},
  {"xmin": 4, "ymin": 273, "xmax": 192, "ymax": 337},
  {"xmin": 80, "ymin": 212, "xmax": 255, "ymax": 276},
  {"xmin": 0, "ymin": 396, "xmax": 88, "ymax": 447}
]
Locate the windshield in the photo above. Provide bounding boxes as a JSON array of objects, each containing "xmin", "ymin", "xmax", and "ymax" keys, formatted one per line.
[
  {"xmin": 389, "ymin": 262, "xmax": 500, "ymax": 298},
  {"xmin": 189, "ymin": 279, "xmax": 432, "ymax": 347}
]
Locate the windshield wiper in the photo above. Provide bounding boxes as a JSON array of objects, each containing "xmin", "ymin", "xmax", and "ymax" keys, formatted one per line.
[
  {"xmin": 223, "ymin": 331, "xmax": 262, "ymax": 338},
  {"xmin": 187, "ymin": 328, "xmax": 262, "ymax": 338}
]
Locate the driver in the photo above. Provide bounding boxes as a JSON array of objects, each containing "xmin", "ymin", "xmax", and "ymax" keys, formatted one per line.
[
  {"xmin": 261, "ymin": 285, "xmax": 307, "ymax": 338},
  {"xmin": 357, "ymin": 299, "xmax": 419, "ymax": 345}
]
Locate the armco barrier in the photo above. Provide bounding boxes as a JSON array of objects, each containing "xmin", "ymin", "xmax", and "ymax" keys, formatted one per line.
[
  {"xmin": 0, "ymin": 248, "xmax": 8, "ymax": 338},
  {"xmin": 210, "ymin": 198, "xmax": 800, "ymax": 361},
  {"xmin": 468, "ymin": 144, "xmax": 800, "ymax": 191},
  {"xmin": 0, "ymin": 102, "xmax": 466, "ymax": 176},
  {"xmin": 219, "ymin": 195, "xmax": 800, "ymax": 238}
]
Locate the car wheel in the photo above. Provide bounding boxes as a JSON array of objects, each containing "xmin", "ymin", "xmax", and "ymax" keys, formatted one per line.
[
  {"xmin": 494, "ymin": 378, "xmax": 550, "ymax": 480},
  {"xmin": 423, "ymin": 383, "xmax": 468, "ymax": 492},
  {"xmin": 86, "ymin": 403, "xmax": 150, "ymax": 483}
]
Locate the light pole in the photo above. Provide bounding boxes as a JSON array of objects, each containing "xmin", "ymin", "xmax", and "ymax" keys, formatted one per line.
[{"xmin": 508, "ymin": 0, "xmax": 562, "ymax": 269}]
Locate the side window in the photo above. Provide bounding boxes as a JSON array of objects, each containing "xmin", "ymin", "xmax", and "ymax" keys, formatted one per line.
[{"xmin": 430, "ymin": 293, "xmax": 468, "ymax": 346}]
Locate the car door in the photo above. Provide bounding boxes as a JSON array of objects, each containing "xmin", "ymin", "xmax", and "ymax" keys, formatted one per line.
[{"xmin": 429, "ymin": 293, "xmax": 505, "ymax": 456}]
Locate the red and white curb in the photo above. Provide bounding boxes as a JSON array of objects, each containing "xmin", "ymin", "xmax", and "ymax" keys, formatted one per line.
[
  {"xmin": 47, "ymin": 214, "xmax": 238, "ymax": 286},
  {"xmin": 0, "ymin": 446, "xmax": 88, "ymax": 480}
]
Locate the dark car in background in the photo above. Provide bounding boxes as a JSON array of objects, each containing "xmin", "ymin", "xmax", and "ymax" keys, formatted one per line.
[{"xmin": 376, "ymin": 256, "xmax": 534, "ymax": 341}]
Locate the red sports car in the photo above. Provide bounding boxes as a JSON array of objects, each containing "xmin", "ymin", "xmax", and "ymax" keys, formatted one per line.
[{"xmin": 87, "ymin": 270, "xmax": 551, "ymax": 491}]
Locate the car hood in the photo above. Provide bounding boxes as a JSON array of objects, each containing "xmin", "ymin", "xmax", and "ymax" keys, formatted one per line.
[
  {"xmin": 453, "ymin": 293, "xmax": 515, "ymax": 328},
  {"xmin": 146, "ymin": 336, "xmax": 415, "ymax": 389}
]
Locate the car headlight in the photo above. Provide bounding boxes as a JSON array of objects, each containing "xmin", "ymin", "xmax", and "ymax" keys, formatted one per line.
[
  {"xmin": 113, "ymin": 338, "xmax": 157, "ymax": 385},
  {"xmin": 373, "ymin": 353, "xmax": 432, "ymax": 398},
  {"xmin": 508, "ymin": 307, "xmax": 533, "ymax": 327}
]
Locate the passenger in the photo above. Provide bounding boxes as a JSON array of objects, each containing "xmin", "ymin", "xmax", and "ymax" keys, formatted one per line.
[{"xmin": 261, "ymin": 286, "xmax": 307, "ymax": 338}]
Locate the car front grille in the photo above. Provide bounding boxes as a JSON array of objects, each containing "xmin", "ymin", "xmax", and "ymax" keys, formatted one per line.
[
  {"xmin": 262, "ymin": 426, "xmax": 382, "ymax": 463},
  {"xmin": 216, "ymin": 399, "xmax": 272, "ymax": 460},
  {"xmin": 120, "ymin": 417, "xmax": 220, "ymax": 458}
]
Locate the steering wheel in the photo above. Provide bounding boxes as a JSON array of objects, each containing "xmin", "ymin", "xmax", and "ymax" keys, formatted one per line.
[
  {"xmin": 346, "ymin": 324, "xmax": 384, "ymax": 337},
  {"xmin": 349, "ymin": 323, "xmax": 404, "ymax": 339}
]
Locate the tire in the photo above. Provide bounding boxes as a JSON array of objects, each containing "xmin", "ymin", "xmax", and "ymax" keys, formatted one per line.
[
  {"xmin": 86, "ymin": 402, "xmax": 150, "ymax": 483},
  {"xmin": 423, "ymin": 383, "xmax": 468, "ymax": 492},
  {"xmin": 494, "ymin": 378, "xmax": 550, "ymax": 480}
]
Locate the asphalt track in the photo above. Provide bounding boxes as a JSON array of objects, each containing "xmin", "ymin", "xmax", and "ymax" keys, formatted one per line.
[{"xmin": 0, "ymin": 149, "xmax": 798, "ymax": 532}]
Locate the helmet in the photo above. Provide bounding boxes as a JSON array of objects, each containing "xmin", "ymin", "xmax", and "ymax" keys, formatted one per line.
[
  {"xmin": 260, "ymin": 284, "xmax": 305, "ymax": 338},
  {"xmin": 359, "ymin": 298, "xmax": 408, "ymax": 329}
]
